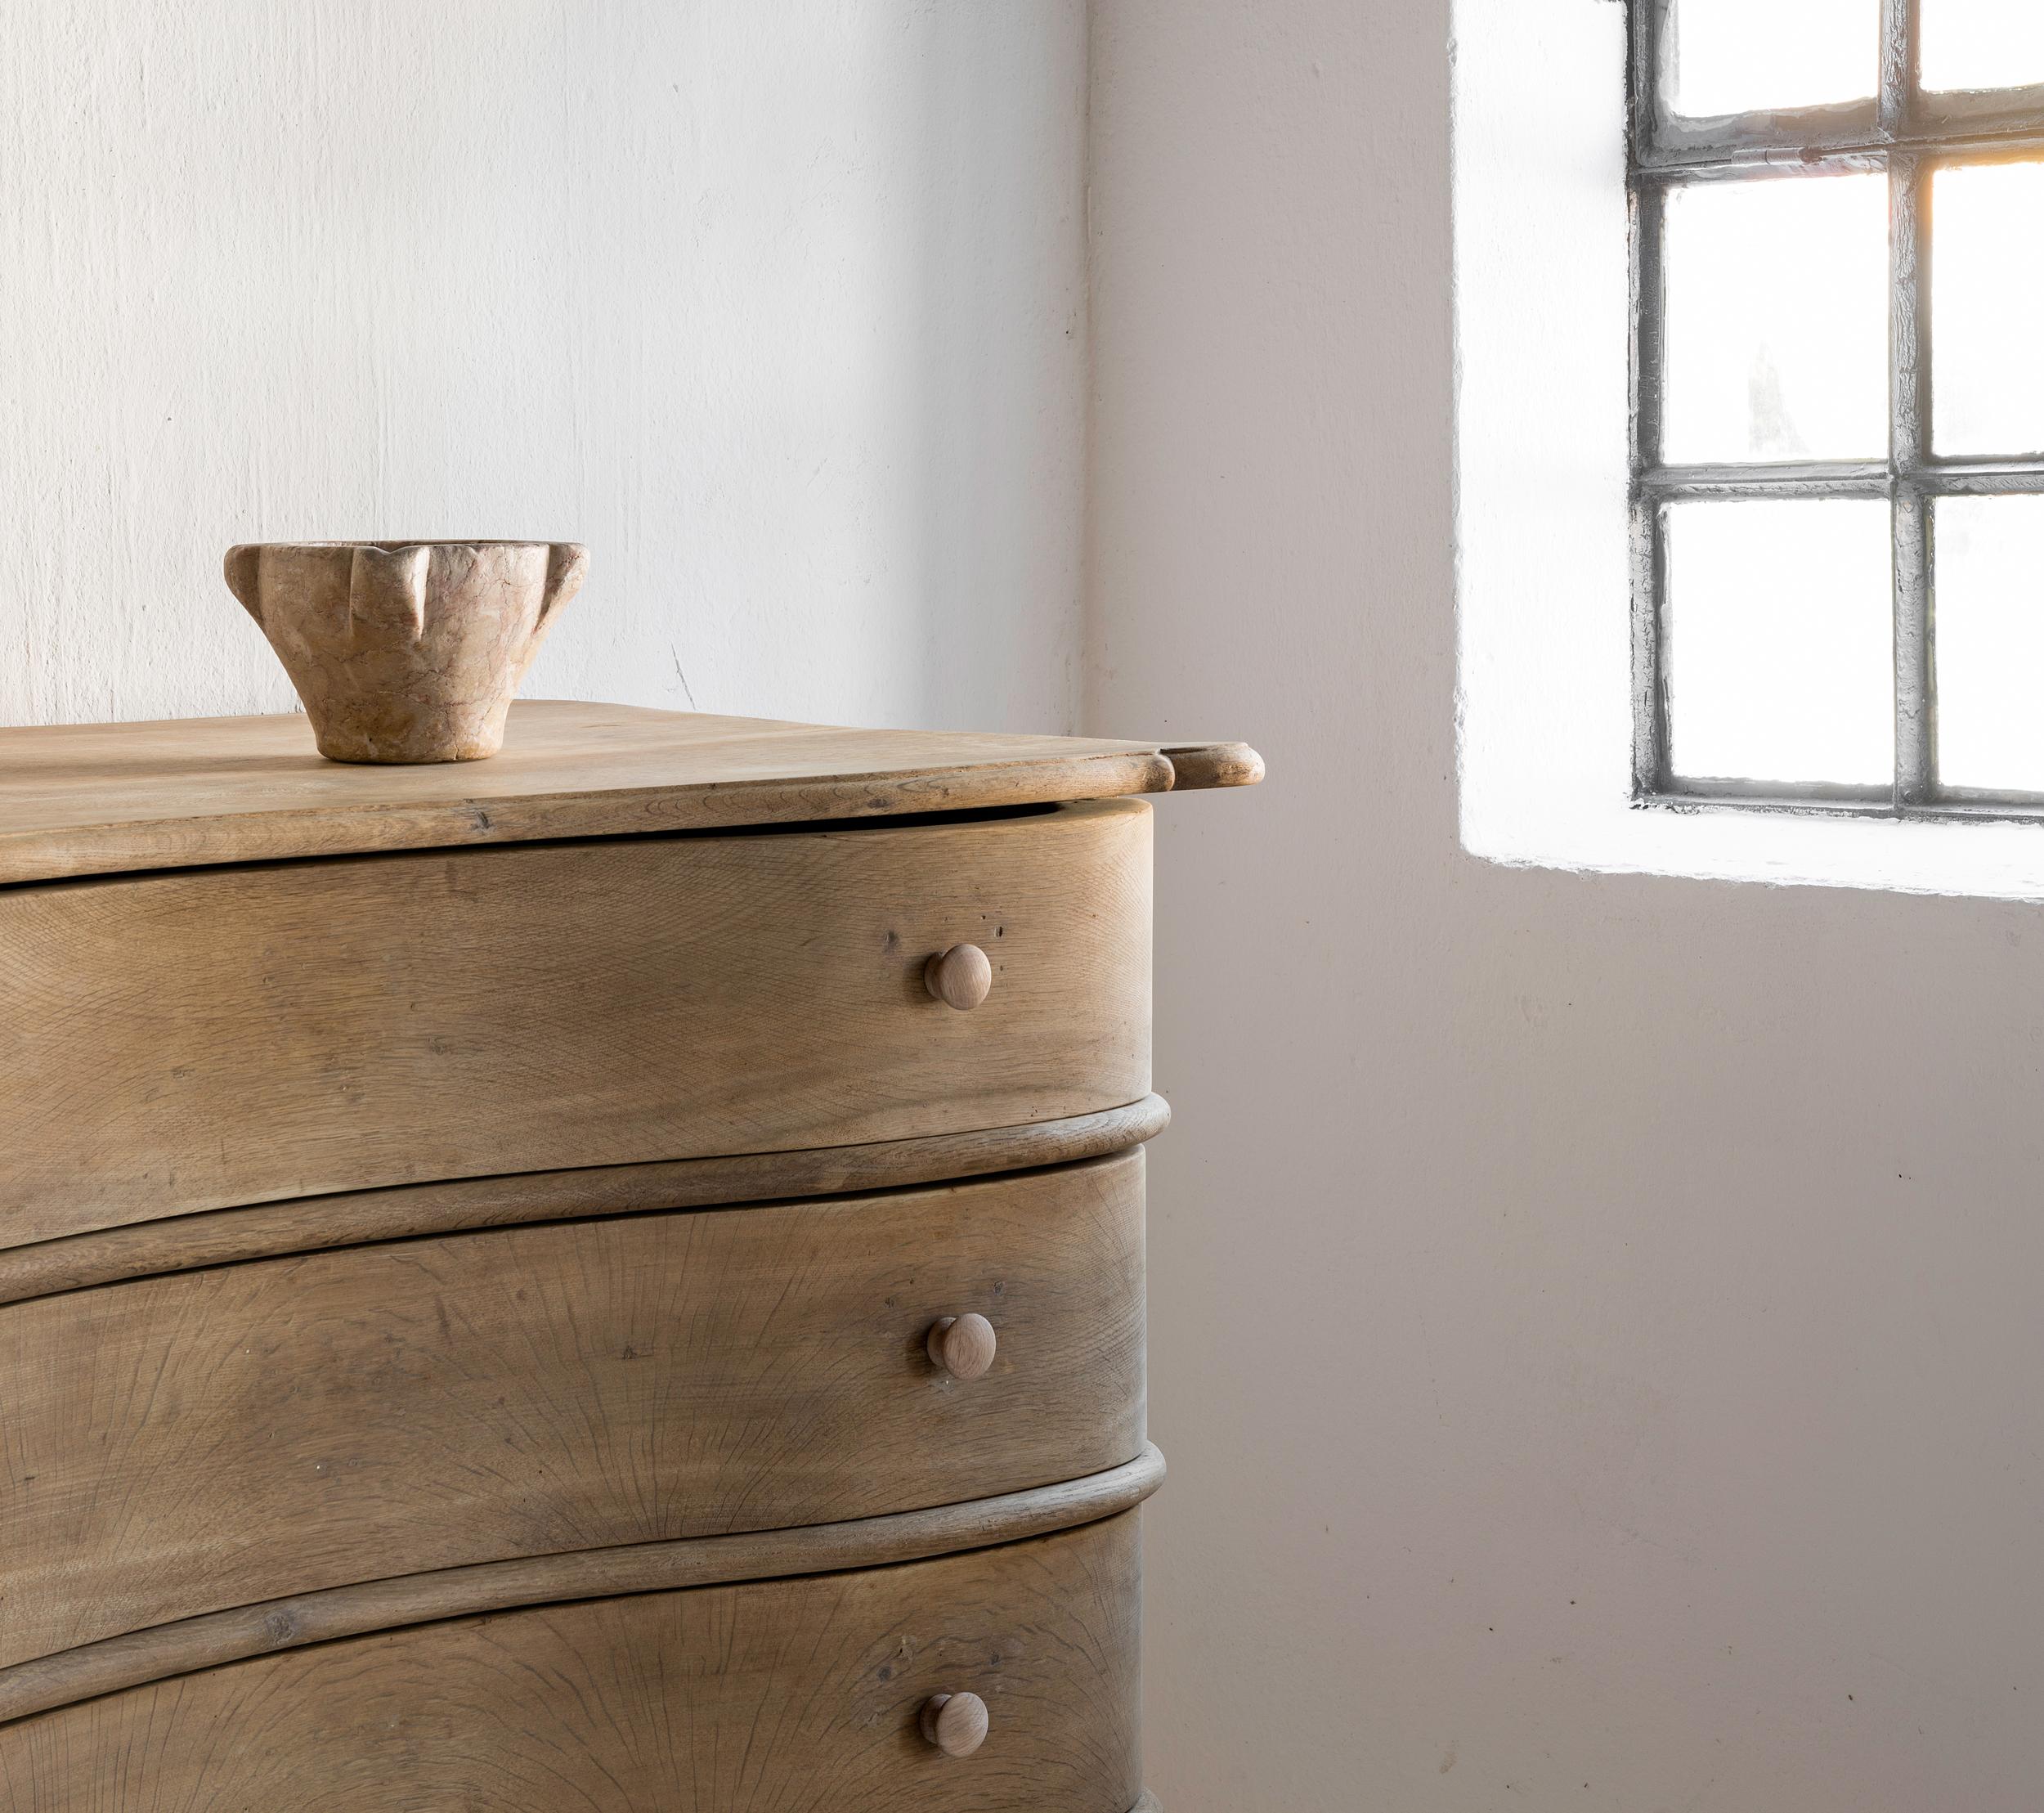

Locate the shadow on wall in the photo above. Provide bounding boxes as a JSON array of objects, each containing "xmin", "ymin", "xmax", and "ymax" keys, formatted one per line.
[{"xmin": 904, "ymin": 4, "xmax": 1090, "ymax": 734}]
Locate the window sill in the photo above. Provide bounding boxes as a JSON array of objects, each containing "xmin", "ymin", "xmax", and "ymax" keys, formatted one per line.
[{"xmin": 1467, "ymin": 788, "xmax": 2044, "ymax": 901}]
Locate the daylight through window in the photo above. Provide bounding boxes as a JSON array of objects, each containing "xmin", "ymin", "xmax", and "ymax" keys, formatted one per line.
[{"xmin": 1630, "ymin": 0, "xmax": 2044, "ymax": 813}]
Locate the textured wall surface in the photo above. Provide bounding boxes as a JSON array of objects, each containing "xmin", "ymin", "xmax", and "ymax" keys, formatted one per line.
[
  {"xmin": 1087, "ymin": 3, "xmax": 2044, "ymax": 1809},
  {"xmin": 0, "ymin": 1, "xmax": 1087, "ymax": 734}
]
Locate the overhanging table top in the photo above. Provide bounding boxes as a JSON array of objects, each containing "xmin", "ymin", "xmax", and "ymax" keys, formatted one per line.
[{"xmin": 0, "ymin": 699, "xmax": 1261, "ymax": 886}]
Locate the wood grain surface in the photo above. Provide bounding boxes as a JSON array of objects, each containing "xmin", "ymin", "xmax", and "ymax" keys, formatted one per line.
[
  {"xmin": 0, "ymin": 1449, "xmax": 1163, "ymax": 1728},
  {"xmin": 0, "ymin": 698, "xmax": 1260, "ymax": 886},
  {"xmin": 0, "ymin": 1152, "xmax": 1145, "ymax": 1673},
  {"xmin": 0, "ymin": 1096, "xmax": 1170, "ymax": 1306},
  {"xmin": 0, "ymin": 1510, "xmax": 1145, "ymax": 1812},
  {"xmin": 0, "ymin": 799, "xmax": 1150, "ymax": 1245},
  {"xmin": 1158, "ymin": 742, "xmax": 1265, "ymax": 790}
]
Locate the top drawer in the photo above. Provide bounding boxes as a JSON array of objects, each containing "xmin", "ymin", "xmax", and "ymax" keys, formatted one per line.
[{"xmin": 0, "ymin": 799, "xmax": 1150, "ymax": 1247}]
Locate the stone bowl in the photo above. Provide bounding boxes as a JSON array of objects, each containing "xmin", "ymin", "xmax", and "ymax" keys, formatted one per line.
[{"xmin": 223, "ymin": 541, "xmax": 589, "ymax": 763}]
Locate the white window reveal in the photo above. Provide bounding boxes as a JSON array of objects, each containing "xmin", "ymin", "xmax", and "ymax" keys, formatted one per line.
[{"xmin": 1455, "ymin": 0, "xmax": 2044, "ymax": 897}]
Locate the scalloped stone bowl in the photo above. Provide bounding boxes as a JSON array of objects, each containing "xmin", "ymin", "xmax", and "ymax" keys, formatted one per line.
[{"xmin": 223, "ymin": 541, "xmax": 589, "ymax": 764}]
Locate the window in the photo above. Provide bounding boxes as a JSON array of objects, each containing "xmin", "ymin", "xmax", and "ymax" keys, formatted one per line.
[
  {"xmin": 1630, "ymin": 0, "xmax": 2044, "ymax": 818},
  {"xmin": 1455, "ymin": 0, "xmax": 2044, "ymax": 896}
]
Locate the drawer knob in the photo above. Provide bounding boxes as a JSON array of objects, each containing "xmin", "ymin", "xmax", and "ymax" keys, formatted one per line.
[
  {"xmin": 920, "ymin": 1691, "xmax": 990, "ymax": 1757},
  {"xmin": 926, "ymin": 1313, "xmax": 997, "ymax": 1380},
  {"xmin": 924, "ymin": 943, "xmax": 993, "ymax": 1011}
]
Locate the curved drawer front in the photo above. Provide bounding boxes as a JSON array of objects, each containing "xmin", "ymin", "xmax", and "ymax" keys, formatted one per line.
[
  {"xmin": 0, "ymin": 1511, "xmax": 1145, "ymax": 1813},
  {"xmin": 0, "ymin": 799, "xmax": 1150, "ymax": 1246},
  {"xmin": 0, "ymin": 1151, "xmax": 1145, "ymax": 1671}
]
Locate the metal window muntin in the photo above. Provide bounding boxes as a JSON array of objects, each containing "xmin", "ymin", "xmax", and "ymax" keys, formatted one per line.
[
  {"xmin": 1636, "ymin": 94, "xmax": 2044, "ymax": 168},
  {"xmin": 1629, "ymin": 0, "xmax": 2044, "ymax": 815}
]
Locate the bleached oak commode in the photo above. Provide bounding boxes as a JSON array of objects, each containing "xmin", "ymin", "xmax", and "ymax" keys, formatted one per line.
[{"xmin": 0, "ymin": 700, "xmax": 1259, "ymax": 1812}]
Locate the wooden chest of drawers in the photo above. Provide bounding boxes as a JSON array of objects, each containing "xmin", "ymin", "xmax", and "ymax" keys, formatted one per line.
[{"xmin": 0, "ymin": 701, "xmax": 1257, "ymax": 1811}]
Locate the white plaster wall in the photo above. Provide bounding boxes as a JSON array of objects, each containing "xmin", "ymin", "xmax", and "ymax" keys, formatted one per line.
[
  {"xmin": 1088, "ymin": 3, "xmax": 2044, "ymax": 1808},
  {"xmin": 0, "ymin": 0, "xmax": 1087, "ymax": 734}
]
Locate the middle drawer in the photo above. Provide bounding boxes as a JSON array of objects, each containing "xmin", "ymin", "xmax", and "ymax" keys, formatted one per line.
[{"xmin": 0, "ymin": 1147, "xmax": 1144, "ymax": 1672}]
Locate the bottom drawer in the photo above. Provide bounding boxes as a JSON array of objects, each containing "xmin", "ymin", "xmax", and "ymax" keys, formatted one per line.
[{"xmin": 0, "ymin": 1511, "xmax": 1143, "ymax": 1813}]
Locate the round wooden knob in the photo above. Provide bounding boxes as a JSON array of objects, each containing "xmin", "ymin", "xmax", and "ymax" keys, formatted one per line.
[
  {"xmin": 924, "ymin": 943, "xmax": 993, "ymax": 1011},
  {"xmin": 920, "ymin": 1691, "xmax": 989, "ymax": 1757},
  {"xmin": 926, "ymin": 1313, "xmax": 997, "ymax": 1380}
]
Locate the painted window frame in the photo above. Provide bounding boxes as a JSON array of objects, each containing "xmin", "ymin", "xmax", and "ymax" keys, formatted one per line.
[{"xmin": 1629, "ymin": 0, "xmax": 2044, "ymax": 820}]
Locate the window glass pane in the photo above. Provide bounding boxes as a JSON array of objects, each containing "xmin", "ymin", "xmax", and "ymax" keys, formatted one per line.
[
  {"xmin": 1934, "ymin": 496, "xmax": 2044, "ymax": 792},
  {"xmin": 1666, "ymin": 498, "xmax": 1894, "ymax": 786},
  {"xmin": 1670, "ymin": 0, "xmax": 1878, "ymax": 118},
  {"xmin": 1932, "ymin": 162, "xmax": 2044, "ymax": 457},
  {"xmin": 1921, "ymin": 0, "xmax": 2044, "ymax": 93},
  {"xmin": 1661, "ymin": 174, "xmax": 1889, "ymax": 464}
]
